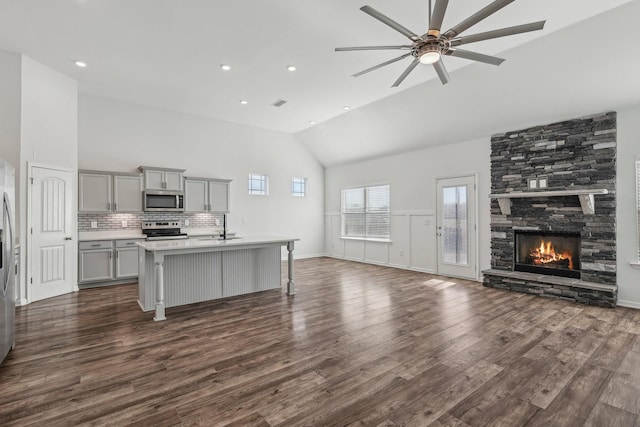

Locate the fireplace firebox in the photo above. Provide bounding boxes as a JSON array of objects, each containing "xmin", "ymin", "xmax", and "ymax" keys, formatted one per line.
[{"xmin": 514, "ymin": 231, "xmax": 581, "ymax": 279}]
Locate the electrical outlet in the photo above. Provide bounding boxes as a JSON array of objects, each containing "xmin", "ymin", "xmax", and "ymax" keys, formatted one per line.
[
  {"xmin": 399, "ymin": 250, "xmax": 404, "ymax": 257},
  {"xmin": 184, "ymin": 219, "xmax": 190, "ymax": 226},
  {"xmin": 91, "ymin": 221, "xmax": 98, "ymax": 229},
  {"xmin": 121, "ymin": 220, "xmax": 127, "ymax": 228}
]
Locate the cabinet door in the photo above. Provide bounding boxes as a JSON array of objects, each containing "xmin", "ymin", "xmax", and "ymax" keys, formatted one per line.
[
  {"xmin": 79, "ymin": 173, "xmax": 112, "ymax": 212},
  {"xmin": 185, "ymin": 179, "xmax": 208, "ymax": 212},
  {"xmin": 209, "ymin": 181, "xmax": 230, "ymax": 213},
  {"xmin": 164, "ymin": 171, "xmax": 183, "ymax": 191},
  {"xmin": 113, "ymin": 175, "xmax": 143, "ymax": 212},
  {"xmin": 79, "ymin": 249, "xmax": 114, "ymax": 282},
  {"xmin": 116, "ymin": 247, "xmax": 139, "ymax": 279},
  {"xmin": 144, "ymin": 170, "xmax": 165, "ymax": 190}
]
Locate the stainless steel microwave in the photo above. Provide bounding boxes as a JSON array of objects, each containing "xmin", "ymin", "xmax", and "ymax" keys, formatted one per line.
[{"xmin": 143, "ymin": 190, "xmax": 184, "ymax": 212}]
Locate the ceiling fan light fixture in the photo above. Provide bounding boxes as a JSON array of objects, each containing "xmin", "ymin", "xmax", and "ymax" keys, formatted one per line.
[{"xmin": 419, "ymin": 50, "xmax": 441, "ymax": 64}]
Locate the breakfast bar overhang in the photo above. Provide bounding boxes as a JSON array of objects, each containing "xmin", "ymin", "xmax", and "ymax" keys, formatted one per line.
[{"xmin": 137, "ymin": 237, "xmax": 298, "ymax": 321}]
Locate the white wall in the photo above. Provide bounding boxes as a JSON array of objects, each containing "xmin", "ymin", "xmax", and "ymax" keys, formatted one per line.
[
  {"xmin": 325, "ymin": 106, "xmax": 640, "ymax": 307},
  {"xmin": 0, "ymin": 50, "xmax": 21, "ymax": 168},
  {"xmin": 616, "ymin": 106, "xmax": 640, "ymax": 308},
  {"xmin": 325, "ymin": 137, "xmax": 491, "ymax": 276},
  {"xmin": 18, "ymin": 56, "xmax": 78, "ymax": 303},
  {"xmin": 0, "ymin": 50, "xmax": 21, "ymax": 228},
  {"xmin": 78, "ymin": 95, "xmax": 324, "ymax": 257}
]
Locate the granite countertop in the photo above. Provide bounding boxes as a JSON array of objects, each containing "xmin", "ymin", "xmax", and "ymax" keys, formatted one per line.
[{"xmin": 137, "ymin": 236, "xmax": 298, "ymax": 252}]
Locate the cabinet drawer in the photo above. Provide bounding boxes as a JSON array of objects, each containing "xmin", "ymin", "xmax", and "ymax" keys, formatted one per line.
[
  {"xmin": 116, "ymin": 239, "xmax": 145, "ymax": 248},
  {"xmin": 79, "ymin": 241, "xmax": 113, "ymax": 250}
]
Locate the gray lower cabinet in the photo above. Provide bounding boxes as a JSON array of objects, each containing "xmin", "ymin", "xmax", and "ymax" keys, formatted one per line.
[
  {"xmin": 79, "ymin": 239, "xmax": 144, "ymax": 285},
  {"xmin": 79, "ymin": 241, "xmax": 114, "ymax": 282},
  {"xmin": 115, "ymin": 246, "xmax": 139, "ymax": 278}
]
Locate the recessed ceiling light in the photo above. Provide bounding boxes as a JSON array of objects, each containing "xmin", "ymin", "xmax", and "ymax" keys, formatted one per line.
[
  {"xmin": 75, "ymin": 61, "xmax": 87, "ymax": 68},
  {"xmin": 240, "ymin": 100, "xmax": 248, "ymax": 105},
  {"xmin": 343, "ymin": 106, "xmax": 350, "ymax": 111},
  {"xmin": 220, "ymin": 64, "xmax": 231, "ymax": 71},
  {"xmin": 287, "ymin": 65, "xmax": 297, "ymax": 72},
  {"xmin": 309, "ymin": 121, "xmax": 315, "ymax": 125}
]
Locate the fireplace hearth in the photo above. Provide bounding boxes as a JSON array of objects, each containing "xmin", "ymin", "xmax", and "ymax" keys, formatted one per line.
[{"xmin": 514, "ymin": 231, "xmax": 581, "ymax": 279}]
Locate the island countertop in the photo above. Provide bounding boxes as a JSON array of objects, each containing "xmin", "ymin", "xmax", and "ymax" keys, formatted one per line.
[{"xmin": 137, "ymin": 236, "xmax": 298, "ymax": 252}]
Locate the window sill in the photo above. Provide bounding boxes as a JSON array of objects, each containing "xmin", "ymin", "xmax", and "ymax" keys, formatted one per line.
[
  {"xmin": 630, "ymin": 261, "xmax": 640, "ymax": 270},
  {"xmin": 340, "ymin": 237, "xmax": 392, "ymax": 243}
]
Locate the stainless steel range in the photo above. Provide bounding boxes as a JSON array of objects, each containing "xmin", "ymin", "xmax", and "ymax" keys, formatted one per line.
[{"xmin": 142, "ymin": 221, "xmax": 188, "ymax": 241}]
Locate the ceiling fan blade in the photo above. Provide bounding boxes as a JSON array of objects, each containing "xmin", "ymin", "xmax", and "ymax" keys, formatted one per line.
[
  {"xmin": 335, "ymin": 45, "xmax": 412, "ymax": 52},
  {"xmin": 430, "ymin": 0, "xmax": 449, "ymax": 32},
  {"xmin": 446, "ymin": 48, "xmax": 505, "ymax": 66},
  {"xmin": 444, "ymin": 0, "xmax": 515, "ymax": 38},
  {"xmin": 392, "ymin": 59, "xmax": 420, "ymax": 87},
  {"xmin": 352, "ymin": 53, "xmax": 412, "ymax": 78},
  {"xmin": 360, "ymin": 5, "xmax": 422, "ymax": 41},
  {"xmin": 450, "ymin": 21, "xmax": 546, "ymax": 46},
  {"xmin": 433, "ymin": 60, "xmax": 450, "ymax": 85}
]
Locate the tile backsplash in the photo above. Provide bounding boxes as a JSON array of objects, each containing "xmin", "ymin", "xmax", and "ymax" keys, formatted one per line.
[{"xmin": 78, "ymin": 212, "xmax": 224, "ymax": 232}]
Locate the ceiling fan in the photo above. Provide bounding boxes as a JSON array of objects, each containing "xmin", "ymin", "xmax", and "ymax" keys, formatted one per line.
[{"xmin": 336, "ymin": 0, "xmax": 546, "ymax": 87}]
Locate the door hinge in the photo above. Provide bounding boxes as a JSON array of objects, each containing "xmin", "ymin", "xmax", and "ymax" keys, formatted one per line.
[
  {"xmin": 30, "ymin": 228, "xmax": 33, "ymax": 234},
  {"xmin": 30, "ymin": 277, "xmax": 32, "ymax": 284},
  {"xmin": 30, "ymin": 177, "xmax": 34, "ymax": 184}
]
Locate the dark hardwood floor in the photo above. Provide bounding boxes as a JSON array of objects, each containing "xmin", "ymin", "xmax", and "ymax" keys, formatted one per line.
[{"xmin": 1, "ymin": 257, "xmax": 639, "ymax": 426}]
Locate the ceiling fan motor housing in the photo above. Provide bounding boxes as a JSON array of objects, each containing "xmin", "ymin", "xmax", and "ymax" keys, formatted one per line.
[{"xmin": 412, "ymin": 37, "xmax": 449, "ymax": 60}]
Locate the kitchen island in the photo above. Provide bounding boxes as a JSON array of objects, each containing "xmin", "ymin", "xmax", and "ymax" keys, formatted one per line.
[{"xmin": 137, "ymin": 237, "xmax": 298, "ymax": 321}]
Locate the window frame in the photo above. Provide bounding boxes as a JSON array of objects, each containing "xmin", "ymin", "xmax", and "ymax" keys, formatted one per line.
[
  {"xmin": 291, "ymin": 177, "xmax": 307, "ymax": 197},
  {"xmin": 340, "ymin": 184, "xmax": 391, "ymax": 242},
  {"xmin": 248, "ymin": 173, "xmax": 268, "ymax": 196}
]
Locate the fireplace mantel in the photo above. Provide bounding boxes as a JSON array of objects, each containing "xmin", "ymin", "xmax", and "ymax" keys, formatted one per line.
[{"xmin": 489, "ymin": 189, "xmax": 609, "ymax": 215}]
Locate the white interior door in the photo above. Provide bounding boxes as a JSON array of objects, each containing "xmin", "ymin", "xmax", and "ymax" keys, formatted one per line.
[
  {"xmin": 436, "ymin": 176, "xmax": 477, "ymax": 280},
  {"xmin": 30, "ymin": 166, "xmax": 75, "ymax": 302}
]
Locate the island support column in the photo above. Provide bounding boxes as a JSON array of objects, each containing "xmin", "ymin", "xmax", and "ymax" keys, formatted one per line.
[
  {"xmin": 154, "ymin": 252, "xmax": 166, "ymax": 321},
  {"xmin": 287, "ymin": 240, "xmax": 295, "ymax": 295}
]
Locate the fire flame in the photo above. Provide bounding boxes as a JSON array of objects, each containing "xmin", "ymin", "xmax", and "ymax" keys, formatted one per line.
[{"xmin": 530, "ymin": 239, "xmax": 574, "ymax": 270}]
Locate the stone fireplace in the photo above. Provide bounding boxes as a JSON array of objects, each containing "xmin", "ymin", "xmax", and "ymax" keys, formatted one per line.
[{"xmin": 483, "ymin": 112, "xmax": 617, "ymax": 307}]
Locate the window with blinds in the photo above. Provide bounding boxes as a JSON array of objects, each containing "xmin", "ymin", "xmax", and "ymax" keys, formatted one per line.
[{"xmin": 341, "ymin": 185, "xmax": 390, "ymax": 239}]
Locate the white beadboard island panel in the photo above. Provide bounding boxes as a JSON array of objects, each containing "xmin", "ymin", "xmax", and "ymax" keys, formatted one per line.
[{"xmin": 137, "ymin": 237, "xmax": 299, "ymax": 318}]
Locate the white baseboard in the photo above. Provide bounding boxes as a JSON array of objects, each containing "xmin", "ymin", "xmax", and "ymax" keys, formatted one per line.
[
  {"xmin": 326, "ymin": 255, "xmax": 437, "ymax": 275},
  {"xmin": 16, "ymin": 298, "xmax": 28, "ymax": 307},
  {"xmin": 617, "ymin": 299, "xmax": 640, "ymax": 309}
]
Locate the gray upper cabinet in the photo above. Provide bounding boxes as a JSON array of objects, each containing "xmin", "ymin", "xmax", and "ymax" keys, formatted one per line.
[
  {"xmin": 209, "ymin": 180, "xmax": 230, "ymax": 213},
  {"xmin": 113, "ymin": 174, "xmax": 143, "ymax": 212},
  {"xmin": 139, "ymin": 166, "xmax": 185, "ymax": 191},
  {"xmin": 79, "ymin": 170, "xmax": 142, "ymax": 213},
  {"xmin": 184, "ymin": 179, "xmax": 208, "ymax": 212},
  {"xmin": 184, "ymin": 177, "xmax": 231, "ymax": 213},
  {"xmin": 79, "ymin": 172, "xmax": 113, "ymax": 212}
]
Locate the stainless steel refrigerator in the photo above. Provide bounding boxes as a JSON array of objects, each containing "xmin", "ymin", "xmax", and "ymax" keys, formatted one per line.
[{"xmin": 0, "ymin": 159, "xmax": 16, "ymax": 364}]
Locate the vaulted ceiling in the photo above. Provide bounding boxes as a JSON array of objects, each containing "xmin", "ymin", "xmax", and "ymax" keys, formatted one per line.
[{"xmin": 0, "ymin": 0, "xmax": 636, "ymax": 166}]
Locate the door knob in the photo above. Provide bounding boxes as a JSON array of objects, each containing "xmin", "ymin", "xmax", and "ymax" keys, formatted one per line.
[
  {"xmin": 64, "ymin": 236, "xmax": 73, "ymax": 241},
  {"xmin": 436, "ymin": 232, "xmax": 442, "ymax": 236}
]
